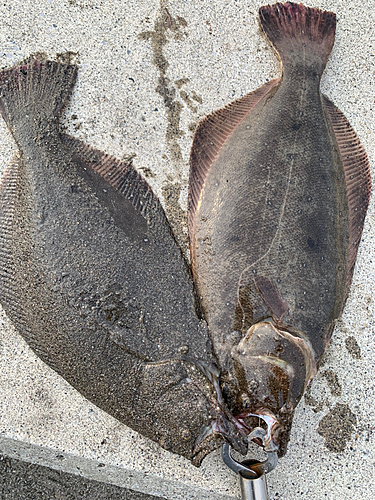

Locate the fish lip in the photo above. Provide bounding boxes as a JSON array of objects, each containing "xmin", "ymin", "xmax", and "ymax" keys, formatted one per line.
[
  {"xmin": 192, "ymin": 407, "xmax": 282, "ymax": 466},
  {"xmin": 192, "ymin": 408, "xmax": 249, "ymax": 465},
  {"xmin": 234, "ymin": 409, "xmax": 281, "ymax": 453}
]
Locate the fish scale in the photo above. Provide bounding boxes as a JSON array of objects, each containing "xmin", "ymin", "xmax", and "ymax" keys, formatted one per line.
[{"xmin": 193, "ymin": 74, "xmax": 342, "ymax": 358}]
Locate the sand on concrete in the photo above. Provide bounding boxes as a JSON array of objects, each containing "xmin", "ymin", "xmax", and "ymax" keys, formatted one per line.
[{"xmin": 0, "ymin": 1, "xmax": 373, "ymax": 499}]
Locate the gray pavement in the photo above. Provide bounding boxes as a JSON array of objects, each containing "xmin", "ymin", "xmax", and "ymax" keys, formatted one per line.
[
  {"xmin": 0, "ymin": 1, "xmax": 374, "ymax": 499},
  {"xmin": 0, "ymin": 453, "xmax": 163, "ymax": 500}
]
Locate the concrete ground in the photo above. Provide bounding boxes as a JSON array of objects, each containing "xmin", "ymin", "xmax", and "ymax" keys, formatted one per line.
[
  {"xmin": 0, "ymin": 453, "xmax": 162, "ymax": 500},
  {"xmin": 0, "ymin": 0, "xmax": 373, "ymax": 499}
]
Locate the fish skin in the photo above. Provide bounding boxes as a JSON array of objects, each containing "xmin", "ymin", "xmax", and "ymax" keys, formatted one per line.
[
  {"xmin": 0, "ymin": 55, "xmax": 248, "ymax": 465},
  {"xmin": 189, "ymin": 2, "xmax": 371, "ymax": 456}
]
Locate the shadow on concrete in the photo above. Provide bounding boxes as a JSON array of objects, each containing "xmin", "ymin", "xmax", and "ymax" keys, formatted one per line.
[{"xmin": 0, "ymin": 454, "xmax": 164, "ymax": 500}]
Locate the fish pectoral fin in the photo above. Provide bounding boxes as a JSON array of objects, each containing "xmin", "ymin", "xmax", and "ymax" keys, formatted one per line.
[
  {"xmin": 233, "ymin": 279, "xmax": 268, "ymax": 332},
  {"xmin": 108, "ymin": 323, "xmax": 156, "ymax": 362},
  {"xmin": 138, "ymin": 358, "xmax": 216, "ymax": 458},
  {"xmin": 233, "ymin": 275, "xmax": 289, "ymax": 332},
  {"xmin": 254, "ymin": 275, "xmax": 289, "ymax": 323}
]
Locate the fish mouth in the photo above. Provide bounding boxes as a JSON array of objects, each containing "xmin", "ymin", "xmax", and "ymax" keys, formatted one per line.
[
  {"xmin": 192, "ymin": 406, "xmax": 281, "ymax": 466},
  {"xmin": 182, "ymin": 356, "xmax": 249, "ymax": 465},
  {"xmin": 192, "ymin": 407, "xmax": 249, "ymax": 466},
  {"xmin": 190, "ymin": 356, "xmax": 282, "ymax": 464},
  {"xmin": 235, "ymin": 410, "xmax": 280, "ymax": 452}
]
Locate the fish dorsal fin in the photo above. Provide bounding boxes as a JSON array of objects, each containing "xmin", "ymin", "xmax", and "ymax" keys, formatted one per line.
[
  {"xmin": 0, "ymin": 154, "xmax": 18, "ymax": 225},
  {"xmin": 60, "ymin": 133, "xmax": 166, "ymax": 230},
  {"xmin": 188, "ymin": 79, "xmax": 280, "ymax": 238},
  {"xmin": 0, "ymin": 155, "xmax": 25, "ymax": 303},
  {"xmin": 0, "ymin": 156, "xmax": 20, "ymax": 303},
  {"xmin": 323, "ymin": 96, "xmax": 372, "ymax": 300},
  {"xmin": 0, "ymin": 156, "xmax": 61, "ymax": 367}
]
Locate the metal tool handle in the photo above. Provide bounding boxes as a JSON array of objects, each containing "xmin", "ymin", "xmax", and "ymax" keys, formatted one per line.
[
  {"xmin": 222, "ymin": 443, "xmax": 277, "ymax": 500},
  {"xmin": 239, "ymin": 465, "xmax": 269, "ymax": 500}
]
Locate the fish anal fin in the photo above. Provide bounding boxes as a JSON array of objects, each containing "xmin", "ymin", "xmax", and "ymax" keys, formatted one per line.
[
  {"xmin": 60, "ymin": 133, "xmax": 166, "ymax": 230},
  {"xmin": 254, "ymin": 275, "xmax": 289, "ymax": 324},
  {"xmin": 60, "ymin": 133, "xmax": 129, "ymax": 184},
  {"xmin": 188, "ymin": 79, "xmax": 280, "ymax": 238},
  {"xmin": 323, "ymin": 96, "xmax": 372, "ymax": 301}
]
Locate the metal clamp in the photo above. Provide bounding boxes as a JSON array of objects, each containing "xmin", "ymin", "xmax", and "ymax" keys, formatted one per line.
[{"xmin": 222, "ymin": 442, "xmax": 277, "ymax": 500}]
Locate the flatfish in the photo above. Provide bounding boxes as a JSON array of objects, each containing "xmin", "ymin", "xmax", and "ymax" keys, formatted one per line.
[
  {"xmin": 189, "ymin": 2, "xmax": 371, "ymax": 455},
  {"xmin": 0, "ymin": 55, "xmax": 247, "ymax": 465}
]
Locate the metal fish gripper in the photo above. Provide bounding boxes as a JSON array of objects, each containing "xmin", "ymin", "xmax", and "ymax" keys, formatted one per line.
[{"xmin": 222, "ymin": 443, "xmax": 277, "ymax": 500}]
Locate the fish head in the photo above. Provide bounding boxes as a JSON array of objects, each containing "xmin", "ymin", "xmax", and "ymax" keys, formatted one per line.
[
  {"xmin": 230, "ymin": 321, "xmax": 314, "ymax": 455},
  {"xmin": 139, "ymin": 357, "xmax": 249, "ymax": 466}
]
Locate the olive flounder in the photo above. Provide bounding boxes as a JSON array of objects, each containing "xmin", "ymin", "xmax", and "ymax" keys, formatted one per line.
[
  {"xmin": 189, "ymin": 2, "xmax": 371, "ymax": 456},
  {"xmin": 0, "ymin": 55, "xmax": 248, "ymax": 465}
]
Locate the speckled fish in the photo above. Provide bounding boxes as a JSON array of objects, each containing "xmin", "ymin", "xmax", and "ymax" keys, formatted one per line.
[
  {"xmin": 0, "ymin": 55, "xmax": 248, "ymax": 465},
  {"xmin": 189, "ymin": 2, "xmax": 371, "ymax": 456}
]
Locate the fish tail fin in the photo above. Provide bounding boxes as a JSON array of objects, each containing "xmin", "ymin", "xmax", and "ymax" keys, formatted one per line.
[
  {"xmin": 259, "ymin": 2, "xmax": 336, "ymax": 72},
  {"xmin": 0, "ymin": 54, "xmax": 77, "ymax": 131}
]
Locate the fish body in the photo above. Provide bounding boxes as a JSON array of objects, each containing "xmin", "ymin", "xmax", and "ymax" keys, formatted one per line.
[
  {"xmin": 189, "ymin": 3, "xmax": 371, "ymax": 454},
  {"xmin": 0, "ymin": 56, "xmax": 247, "ymax": 464}
]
